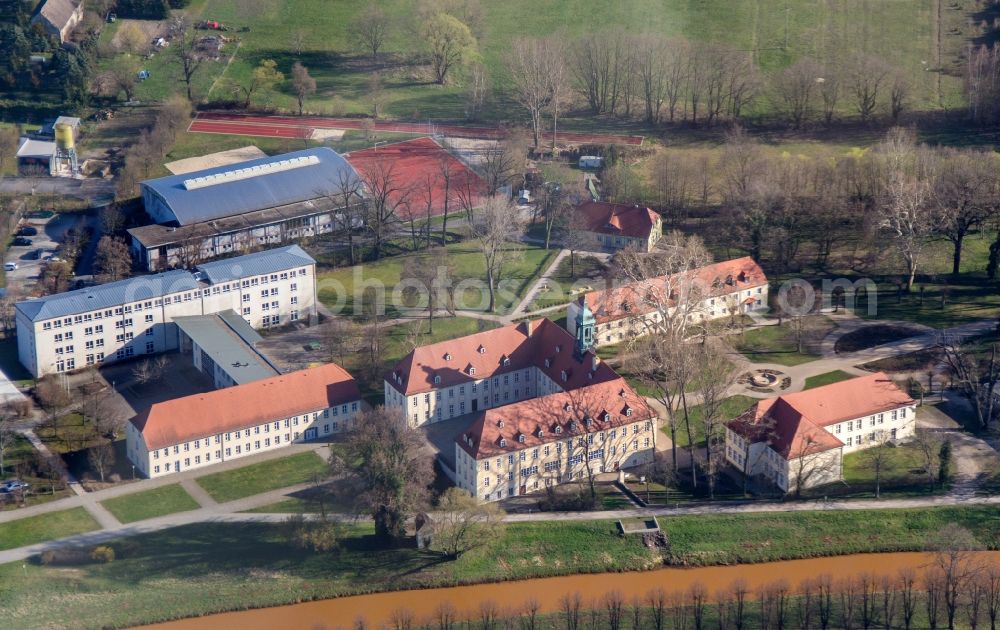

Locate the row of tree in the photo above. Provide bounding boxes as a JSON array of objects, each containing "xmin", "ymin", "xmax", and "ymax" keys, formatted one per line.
[{"xmin": 367, "ymin": 525, "xmax": 1000, "ymax": 630}]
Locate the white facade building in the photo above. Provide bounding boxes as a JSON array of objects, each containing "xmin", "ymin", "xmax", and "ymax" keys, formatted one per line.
[
  {"xmin": 15, "ymin": 245, "xmax": 316, "ymax": 377},
  {"xmin": 725, "ymin": 372, "xmax": 917, "ymax": 493}
]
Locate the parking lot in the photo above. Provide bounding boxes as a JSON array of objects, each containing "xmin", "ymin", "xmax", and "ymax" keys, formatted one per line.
[{"xmin": 4, "ymin": 213, "xmax": 84, "ymax": 292}]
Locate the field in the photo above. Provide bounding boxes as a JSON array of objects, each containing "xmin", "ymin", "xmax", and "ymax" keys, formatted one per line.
[
  {"xmin": 100, "ymin": 484, "xmax": 201, "ymax": 523},
  {"xmin": 0, "ymin": 507, "xmax": 100, "ymax": 551},
  {"xmin": 5, "ymin": 505, "xmax": 1000, "ymax": 627},
  {"xmin": 662, "ymin": 394, "xmax": 757, "ymax": 449},
  {"xmin": 734, "ymin": 318, "xmax": 833, "ymax": 366},
  {"xmin": 85, "ymin": 0, "xmax": 969, "ymax": 122},
  {"xmin": 194, "ymin": 451, "xmax": 329, "ymax": 503},
  {"xmin": 316, "ymin": 241, "xmax": 557, "ymax": 317}
]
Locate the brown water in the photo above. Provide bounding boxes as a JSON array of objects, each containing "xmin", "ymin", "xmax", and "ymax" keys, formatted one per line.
[{"xmin": 143, "ymin": 551, "xmax": 1000, "ymax": 630}]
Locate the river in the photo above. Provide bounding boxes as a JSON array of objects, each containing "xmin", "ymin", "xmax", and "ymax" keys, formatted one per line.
[{"xmin": 143, "ymin": 551, "xmax": 1000, "ymax": 629}]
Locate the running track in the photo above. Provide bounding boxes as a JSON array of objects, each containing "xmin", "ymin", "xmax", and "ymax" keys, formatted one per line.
[{"xmin": 189, "ymin": 112, "xmax": 644, "ymax": 146}]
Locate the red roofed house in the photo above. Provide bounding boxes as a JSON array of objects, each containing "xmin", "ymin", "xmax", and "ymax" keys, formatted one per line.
[
  {"xmin": 572, "ymin": 201, "xmax": 662, "ymax": 253},
  {"xmin": 384, "ymin": 318, "xmax": 657, "ymax": 502},
  {"xmin": 567, "ymin": 257, "xmax": 768, "ymax": 348},
  {"xmin": 127, "ymin": 362, "xmax": 362, "ymax": 478},
  {"xmin": 725, "ymin": 372, "xmax": 916, "ymax": 493}
]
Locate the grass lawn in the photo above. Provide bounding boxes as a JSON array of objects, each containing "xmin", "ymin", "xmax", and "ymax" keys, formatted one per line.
[
  {"xmin": 88, "ymin": 0, "xmax": 963, "ymax": 120},
  {"xmin": 833, "ymin": 324, "xmax": 924, "ymax": 354},
  {"xmin": 853, "ymin": 280, "xmax": 1000, "ymax": 328},
  {"xmin": 35, "ymin": 412, "xmax": 103, "ymax": 455},
  {"xmin": 194, "ymin": 451, "xmax": 330, "ymax": 503},
  {"xmin": 525, "ymin": 253, "xmax": 608, "ymax": 311},
  {"xmin": 734, "ymin": 318, "xmax": 831, "ymax": 366},
  {"xmin": 0, "ymin": 433, "xmax": 74, "ymax": 511},
  {"xmin": 6, "ymin": 505, "xmax": 1000, "ymax": 626},
  {"xmin": 0, "ymin": 507, "xmax": 99, "ymax": 551},
  {"xmin": 826, "ymin": 442, "xmax": 944, "ymax": 499},
  {"xmin": 664, "ymin": 395, "xmax": 757, "ymax": 448},
  {"xmin": 241, "ymin": 483, "xmax": 350, "ymax": 514},
  {"xmin": 803, "ymin": 370, "xmax": 857, "ymax": 390},
  {"xmin": 317, "ymin": 241, "xmax": 557, "ymax": 317},
  {"xmin": 100, "ymin": 485, "xmax": 201, "ymax": 524}
]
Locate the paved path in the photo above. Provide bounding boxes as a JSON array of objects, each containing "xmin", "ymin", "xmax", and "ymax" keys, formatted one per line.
[
  {"xmin": 511, "ymin": 248, "xmax": 568, "ymax": 319},
  {"xmin": 0, "ymin": 443, "xmax": 327, "ymax": 525},
  {"xmin": 180, "ymin": 479, "xmax": 217, "ymax": 508}
]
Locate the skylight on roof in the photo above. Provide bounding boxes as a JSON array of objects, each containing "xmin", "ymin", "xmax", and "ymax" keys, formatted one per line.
[{"xmin": 182, "ymin": 155, "xmax": 320, "ymax": 191}]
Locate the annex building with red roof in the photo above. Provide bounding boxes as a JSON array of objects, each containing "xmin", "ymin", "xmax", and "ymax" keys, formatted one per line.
[
  {"xmin": 126, "ymin": 362, "xmax": 362, "ymax": 478},
  {"xmin": 571, "ymin": 201, "xmax": 662, "ymax": 253},
  {"xmin": 724, "ymin": 372, "xmax": 916, "ymax": 493},
  {"xmin": 384, "ymin": 318, "xmax": 657, "ymax": 502},
  {"xmin": 567, "ymin": 256, "xmax": 768, "ymax": 348}
]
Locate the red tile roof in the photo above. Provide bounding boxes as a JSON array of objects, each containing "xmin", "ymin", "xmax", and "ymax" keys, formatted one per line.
[
  {"xmin": 344, "ymin": 137, "xmax": 486, "ymax": 220},
  {"xmin": 728, "ymin": 372, "xmax": 914, "ymax": 460},
  {"xmin": 583, "ymin": 256, "xmax": 767, "ymax": 324},
  {"xmin": 387, "ymin": 318, "xmax": 610, "ymax": 396},
  {"xmin": 574, "ymin": 201, "xmax": 660, "ymax": 239},
  {"xmin": 457, "ymin": 375, "xmax": 655, "ymax": 459},
  {"xmin": 131, "ymin": 363, "xmax": 361, "ymax": 450}
]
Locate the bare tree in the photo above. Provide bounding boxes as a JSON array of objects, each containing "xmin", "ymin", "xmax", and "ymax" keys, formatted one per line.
[
  {"xmin": 289, "ymin": 28, "xmax": 310, "ymax": 56},
  {"xmin": 940, "ymin": 335, "xmax": 999, "ymax": 430},
  {"xmin": 323, "ymin": 317, "xmax": 359, "ymax": 365},
  {"xmin": 933, "ymin": 148, "xmax": 999, "ymax": 276},
  {"xmin": 352, "ymin": 4, "xmax": 389, "ymax": 58},
  {"xmin": 931, "ymin": 523, "xmax": 984, "ymax": 630},
  {"xmin": 401, "ymin": 247, "xmax": 452, "ymax": 333},
  {"xmin": 889, "ymin": 71, "xmax": 911, "ymax": 123},
  {"xmin": 171, "ymin": 21, "xmax": 204, "ymax": 101},
  {"xmin": 860, "ymin": 428, "xmax": 894, "ymax": 498},
  {"xmin": 430, "ymin": 487, "xmax": 505, "ymax": 559},
  {"xmin": 471, "ymin": 197, "xmax": 524, "ymax": 313},
  {"xmin": 505, "ymin": 37, "xmax": 561, "ymax": 149},
  {"xmin": 983, "ymin": 564, "xmax": 1000, "ymax": 630},
  {"xmin": 291, "ymin": 62, "xmax": 316, "ymax": 116},
  {"xmin": 0, "ymin": 406, "xmax": 15, "ymax": 476},
  {"xmin": 899, "ymin": 567, "xmax": 918, "ymax": 630},
  {"xmin": 875, "ymin": 128, "xmax": 935, "ymax": 291},
  {"xmin": 359, "ymin": 158, "xmax": 409, "ymax": 260},
  {"xmin": 95, "ymin": 236, "xmax": 132, "ymax": 282},
  {"xmin": 329, "ymin": 406, "xmax": 432, "ymax": 545},
  {"xmin": 688, "ymin": 340, "xmax": 738, "ymax": 497},
  {"xmin": 88, "ymin": 441, "xmax": 116, "ymax": 484},
  {"xmin": 847, "ymin": 54, "xmax": 891, "ymax": 122},
  {"xmin": 771, "ymin": 58, "xmax": 821, "ymax": 128},
  {"xmin": 817, "ymin": 65, "xmax": 841, "ymax": 125}
]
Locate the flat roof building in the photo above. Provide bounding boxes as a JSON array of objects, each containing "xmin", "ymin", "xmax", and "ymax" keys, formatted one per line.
[
  {"xmin": 130, "ymin": 147, "xmax": 362, "ymax": 270},
  {"xmin": 16, "ymin": 245, "xmax": 317, "ymax": 377},
  {"xmin": 174, "ymin": 310, "xmax": 281, "ymax": 389}
]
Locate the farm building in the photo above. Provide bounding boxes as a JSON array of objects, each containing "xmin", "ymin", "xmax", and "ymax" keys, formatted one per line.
[
  {"xmin": 30, "ymin": 0, "xmax": 84, "ymax": 43},
  {"xmin": 128, "ymin": 147, "xmax": 363, "ymax": 271}
]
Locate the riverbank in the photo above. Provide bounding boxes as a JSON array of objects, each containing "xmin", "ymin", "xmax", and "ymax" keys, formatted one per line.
[
  {"xmin": 142, "ymin": 551, "xmax": 1000, "ymax": 630},
  {"xmin": 4, "ymin": 505, "xmax": 1000, "ymax": 628}
]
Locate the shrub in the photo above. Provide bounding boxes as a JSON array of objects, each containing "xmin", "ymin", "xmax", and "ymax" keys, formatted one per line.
[
  {"xmin": 90, "ymin": 546, "xmax": 115, "ymax": 563},
  {"xmin": 38, "ymin": 547, "xmax": 91, "ymax": 566}
]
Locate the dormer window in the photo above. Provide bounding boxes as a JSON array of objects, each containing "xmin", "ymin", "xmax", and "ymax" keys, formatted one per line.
[
  {"xmin": 585, "ymin": 416, "xmax": 592, "ymax": 427},
  {"xmin": 544, "ymin": 358, "xmax": 551, "ymax": 368},
  {"xmin": 445, "ymin": 353, "xmax": 452, "ymax": 361},
  {"xmin": 619, "ymin": 389, "xmax": 626, "ymax": 398},
  {"xmin": 555, "ymin": 345, "xmax": 561, "ymax": 353},
  {"xmin": 554, "ymin": 426, "xmax": 563, "ymax": 435},
  {"xmin": 569, "ymin": 421, "xmax": 577, "ymax": 432},
  {"xmin": 518, "ymin": 433, "xmax": 526, "ymax": 443},
  {"xmin": 563, "ymin": 403, "xmax": 571, "ymax": 412},
  {"xmin": 468, "ymin": 367, "xmax": 476, "ymax": 376},
  {"xmin": 560, "ymin": 370, "xmax": 567, "ymax": 382},
  {"xmin": 603, "ymin": 412, "xmax": 610, "ymax": 422},
  {"xmin": 625, "ymin": 406, "xmax": 633, "ymax": 417},
  {"xmin": 478, "ymin": 345, "xmax": 486, "ymax": 354},
  {"xmin": 537, "ymin": 428, "xmax": 545, "ymax": 438},
  {"xmin": 497, "ymin": 419, "xmax": 504, "ymax": 428},
  {"xmin": 502, "ymin": 357, "xmax": 511, "ymax": 366},
  {"xmin": 499, "ymin": 438, "xmax": 507, "ymax": 447},
  {"xmin": 434, "ymin": 375, "xmax": 441, "ymax": 384}
]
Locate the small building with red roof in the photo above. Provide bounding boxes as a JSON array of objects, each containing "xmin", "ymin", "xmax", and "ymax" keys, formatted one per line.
[
  {"xmin": 725, "ymin": 372, "xmax": 916, "ymax": 493},
  {"xmin": 127, "ymin": 362, "xmax": 362, "ymax": 478},
  {"xmin": 571, "ymin": 201, "xmax": 662, "ymax": 253},
  {"xmin": 567, "ymin": 256, "xmax": 768, "ymax": 347}
]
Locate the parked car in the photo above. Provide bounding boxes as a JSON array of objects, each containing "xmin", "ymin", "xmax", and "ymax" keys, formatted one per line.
[
  {"xmin": 4, "ymin": 262, "xmax": 18, "ymax": 271},
  {"xmin": 517, "ymin": 189, "xmax": 531, "ymax": 205},
  {"xmin": 17, "ymin": 226, "xmax": 37, "ymax": 236},
  {"xmin": 0, "ymin": 480, "xmax": 29, "ymax": 493},
  {"xmin": 12, "ymin": 237, "xmax": 32, "ymax": 246}
]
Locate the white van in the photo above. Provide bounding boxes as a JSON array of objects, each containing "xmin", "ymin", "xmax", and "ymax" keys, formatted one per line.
[{"xmin": 4, "ymin": 262, "xmax": 18, "ymax": 271}]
